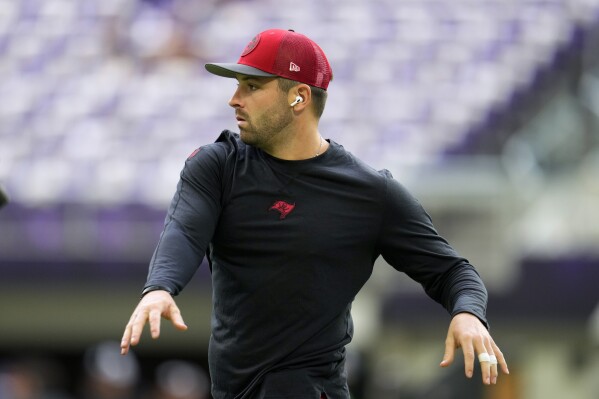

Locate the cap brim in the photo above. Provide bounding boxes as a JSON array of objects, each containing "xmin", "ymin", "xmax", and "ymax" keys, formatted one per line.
[{"xmin": 205, "ymin": 63, "xmax": 277, "ymax": 79}]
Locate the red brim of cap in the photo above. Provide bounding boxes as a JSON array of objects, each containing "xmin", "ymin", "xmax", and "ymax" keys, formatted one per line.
[{"xmin": 205, "ymin": 63, "xmax": 277, "ymax": 79}]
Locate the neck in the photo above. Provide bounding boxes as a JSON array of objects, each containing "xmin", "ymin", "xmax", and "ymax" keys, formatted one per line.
[
  {"xmin": 314, "ymin": 136, "xmax": 324, "ymax": 157},
  {"xmin": 264, "ymin": 121, "xmax": 328, "ymax": 160}
]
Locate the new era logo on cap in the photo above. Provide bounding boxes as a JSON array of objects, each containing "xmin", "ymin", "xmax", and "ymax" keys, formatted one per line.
[{"xmin": 205, "ymin": 29, "xmax": 332, "ymax": 90}]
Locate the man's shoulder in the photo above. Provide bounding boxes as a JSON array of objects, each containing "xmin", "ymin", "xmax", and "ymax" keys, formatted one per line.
[
  {"xmin": 214, "ymin": 129, "xmax": 242, "ymax": 147},
  {"xmin": 331, "ymin": 141, "xmax": 393, "ymax": 181},
  {"xmin": 210, "ymin": 129, "xmax": 244, "ymax": 154},
  {"xmin": 186, "ymin": 130, "xmax": 244, "ymax": 163}
]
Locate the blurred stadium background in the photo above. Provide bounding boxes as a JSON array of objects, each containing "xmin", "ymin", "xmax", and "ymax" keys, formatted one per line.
[{"xmin": 1, "ymin": 0, "xmax": 599, "ymax": 398}]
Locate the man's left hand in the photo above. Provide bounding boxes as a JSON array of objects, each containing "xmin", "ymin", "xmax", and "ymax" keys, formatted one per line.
[{"xmin": 440, "ymin": 312, "xmax": 509, "ymax": 385}]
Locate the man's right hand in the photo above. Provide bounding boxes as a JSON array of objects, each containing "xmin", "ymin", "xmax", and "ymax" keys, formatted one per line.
[{"xmin": 120, "ymin": 290, "xmax": 187, "ymax": 355}]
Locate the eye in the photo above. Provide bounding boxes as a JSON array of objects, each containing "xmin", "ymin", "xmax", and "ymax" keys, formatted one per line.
[{"xmin": 235, "ymin": 80, "xmax": 259, "ymax": 91}]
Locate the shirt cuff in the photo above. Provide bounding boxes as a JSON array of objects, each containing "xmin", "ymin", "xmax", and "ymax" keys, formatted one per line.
[{"xmin": 140, "ymin": 285, "xmax": 174, "ymax": 298}]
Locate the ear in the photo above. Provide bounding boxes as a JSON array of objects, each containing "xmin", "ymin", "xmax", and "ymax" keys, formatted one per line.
[{"xmin": 289, "ymin": 84, "xmax": 311, "ymax": 110}]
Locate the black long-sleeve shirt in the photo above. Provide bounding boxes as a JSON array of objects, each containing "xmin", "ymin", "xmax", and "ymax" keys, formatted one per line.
[{"xmin": 144, "ymin": 130, "xmax": 488, "ymax": 399}]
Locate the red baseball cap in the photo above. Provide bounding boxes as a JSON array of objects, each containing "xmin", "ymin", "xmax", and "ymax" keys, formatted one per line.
[{"xmin": 205, "ymin": 29, "xmax": 332, "ymax": 90}]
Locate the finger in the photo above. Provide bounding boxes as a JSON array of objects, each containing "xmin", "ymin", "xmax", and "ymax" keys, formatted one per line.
[
  {"xmin": 121, "ymin": 311, "xmax": 144, "ymax": 355},
  {"xmin": 492, "ymin": 342, "xmax": 510, "ymax": 375},
  {"xmin": 462, "ymin": 339, "xmax": 476, "ymax": 379},
  {"xmin": 489, "ymin": 353, "xmax": 498, "ymax": 384},
  {"xmin": 149, "ymin": 308, "xmax": 162, "ymax": 339},
  {"xmin": 169, "ymin": 306, "xmax": 188, "ymax": 331},
  {"xmin": 473, "ymin": 336, "xmax": 491, "ymax": 385},
  {"xmin": 121, "ymin": 311, "xmax": 141, "ymax": 355},
  {"xmin": 487, "ymin": 337, "xmax": 510, "ymax": 384},
  {"xmin": 120, "ymin": 324, "xmax": 132, "ymax": 355},
  {"xmin": 440, "ymin": 333, "xmax": 456, "ymax": 368},
  {"xmin": 129, "ymin": 309, "xmax": 149, "ymax": 347},
  {"xmin": 485, "ymin": 341, "xmax": 498, "ymax": 384}
]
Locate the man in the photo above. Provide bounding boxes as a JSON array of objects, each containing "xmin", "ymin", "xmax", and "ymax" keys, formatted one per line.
[{"xmin": 121, "ymin": 29, "xmax": 509, "ymax": 398}]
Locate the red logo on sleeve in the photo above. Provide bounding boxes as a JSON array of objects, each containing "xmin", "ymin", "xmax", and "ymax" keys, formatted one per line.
[
  {"xmin": 269, "ymin": 200, "xmax": 295, "ymax": 219},
  {"xmin": 188, "ymin": 148, "xmax": 201, "ymax": 160}
]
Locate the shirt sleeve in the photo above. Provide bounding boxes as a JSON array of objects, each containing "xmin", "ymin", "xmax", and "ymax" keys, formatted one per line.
[
  {"xmin": 376, "ymin": 173, "xmax": 489, "ymax": 327},
  {"xmin": 143, "ymin": 143, "xmax": 225, "ymax": 296}
]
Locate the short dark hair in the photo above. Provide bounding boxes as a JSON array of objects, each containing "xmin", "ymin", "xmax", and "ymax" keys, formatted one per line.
[{"xmin": 277, "ymin": 78, "xmax": 328, "ymax": 119}]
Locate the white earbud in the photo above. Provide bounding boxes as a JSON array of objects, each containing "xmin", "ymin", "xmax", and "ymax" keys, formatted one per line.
[{"xmin": 290, "ymin": 96, "xmax": 303, "ymax": 107}]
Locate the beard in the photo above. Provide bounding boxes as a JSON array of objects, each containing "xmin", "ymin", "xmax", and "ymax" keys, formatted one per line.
[{"xmin": 237, "ymin": 100, "xmax": 293, "ymax": 151}]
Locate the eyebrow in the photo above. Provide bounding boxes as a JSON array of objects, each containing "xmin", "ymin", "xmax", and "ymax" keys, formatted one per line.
[
  {"xmin": 237, "ymin": 75, "xmax": 259, "ymax": 82},
  {"xmin": 236, "ymin": 75, "xmax": 275, "ymax": 84}
]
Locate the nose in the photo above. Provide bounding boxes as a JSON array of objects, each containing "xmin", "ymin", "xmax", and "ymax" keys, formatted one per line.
[{"xmin": 228, "ymin": 86, "xmax": 241, "ymax": 108}]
